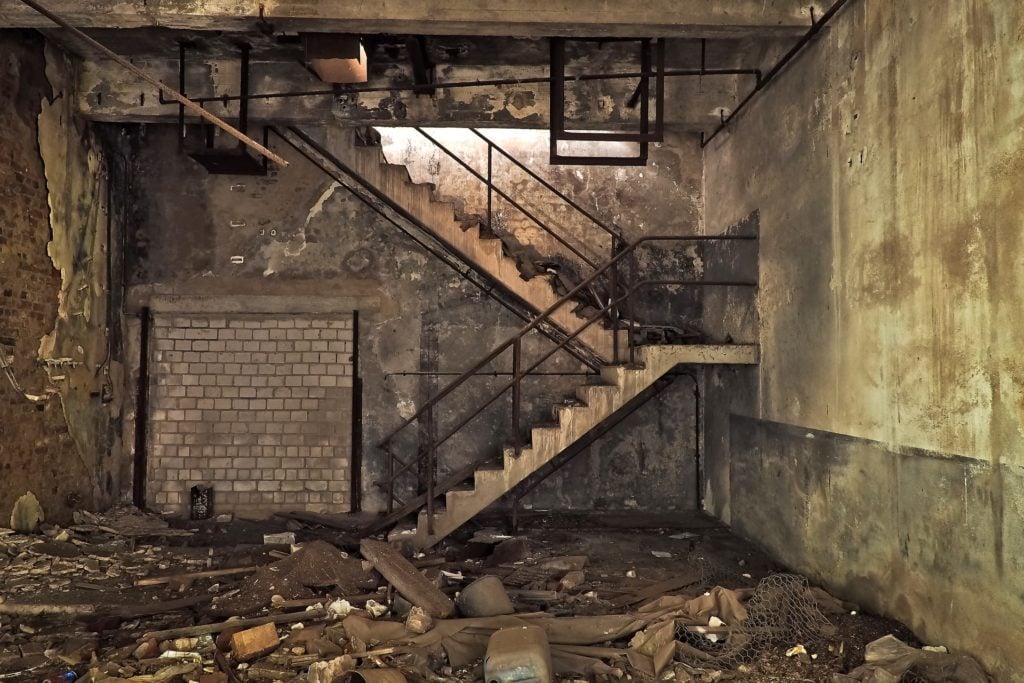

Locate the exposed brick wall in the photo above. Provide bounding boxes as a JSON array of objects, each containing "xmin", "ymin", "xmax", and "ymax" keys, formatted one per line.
[
  {"xmin": 0, "ymin": 31, "xmax": 95, "ymax": 522},
  {"xmin": 147, "ymin": 313, "xmax": 354, "ymax": 517}
]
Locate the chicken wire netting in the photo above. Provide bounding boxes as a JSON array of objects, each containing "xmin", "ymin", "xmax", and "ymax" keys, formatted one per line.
[{"xmin": 676, "ymin": 573, "xmax": 833, "ymax": 669}]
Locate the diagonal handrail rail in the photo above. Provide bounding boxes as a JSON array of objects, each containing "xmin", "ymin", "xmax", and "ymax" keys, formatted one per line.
[
  {"xmin": 377, "ymin": 234, "xmax": 756, "ymax": 452},
  {"xmin": 379, "ymin": 274, "xmax": 756, "ymax": 491},
  {"xmin": 413, "ymin": 127, "xmax": 607, "ymax": 269},
  {"xmin": 468, "ymin": 128, "xmax": 623, "ymax": 241}
]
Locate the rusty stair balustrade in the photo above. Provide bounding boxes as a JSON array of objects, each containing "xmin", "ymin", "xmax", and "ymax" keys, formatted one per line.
[
  {"xmin": 404, "ymin": 126, "xmax": 633, "ymax": 357},
  {"xmin": 374, "ymin": 234, "xmax": 758, "ymax": 547},
  {"xmin": 270, "ymin": 125, "xmax": 603, "ymax": 372}
]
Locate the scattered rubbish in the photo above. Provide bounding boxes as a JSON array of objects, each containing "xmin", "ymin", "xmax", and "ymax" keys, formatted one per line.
[
  {"xmin": 0, "ymin": 511, "xmax": 973, "ymax": 683},
  {"xmin": 263, "ymin": 531, "xmax": 296, "ymax": 545},
  {"xmin": 341, "ymin": 669, "xmax": 407, "ymax": 682},
  {"xmin": 837, "ymin": 634, "xmax": 989, "ymax": 682},
  {"xmin": 923, "ymin": 645, "xmax": 949, "ymax": 653},
  {"xmin": 10, "ymin": 491, "xmax": 44, "ymax": 533},
  {"xmin": 404, "ymin": 606, "xmax": 433, "ymax": 634},
  {"xmin": 669, "ymin": 532, "xmax": 699, "ymax": 540},
  {"xmin": 651, "ymin": 550, "xmax": 672, "ymax": 558},
  {"xmin": 364, "ymin": 599, "xmax": 388, "ymax": 618},
  {"xmin": 485, "ymin": 626, "xmax": 553, "ymax": 683},
  {"xmin": 456, "ymin": 575, "xmax": 515, "ymax": 617},
  {"xmin": 231, "ymin": 623, "xmax": 281, "ymax": 662},
  {"xmin": 557, "ymin": 569, "xmax": 585, "ymax": 592},
  {"xmin": 327, "ymin": 599, "xmax": 354, "ymax": 618}
]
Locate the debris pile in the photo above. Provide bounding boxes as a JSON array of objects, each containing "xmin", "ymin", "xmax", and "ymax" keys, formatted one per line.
[{"xmin": 0, "ymin": 511, "xmax": 992, "ymax": 682}]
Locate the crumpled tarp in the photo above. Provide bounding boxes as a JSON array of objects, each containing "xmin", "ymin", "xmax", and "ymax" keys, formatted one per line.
[{"xmin": 834, "ymin": 635, "xmax": 990, "ymax": 683}]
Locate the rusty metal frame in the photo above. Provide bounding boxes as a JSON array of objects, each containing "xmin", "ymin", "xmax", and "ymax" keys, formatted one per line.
[
  {"xmin": 16, "ymin": 0, "xmax": 287, "ymax": 167},
  {"xmin": 549, "ymin": 37, "xmax": 665, "ymax": 166},
  {"xmin": 376, "ymin": 234, "xmax": 758, "ymax": 523}
]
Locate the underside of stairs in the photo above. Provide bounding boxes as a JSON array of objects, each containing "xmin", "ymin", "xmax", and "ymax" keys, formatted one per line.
[
  {"xmin": 336, "ymin": 131, "xmax": 620, "ymax": 362},
  {"xmin": 399, "ymin": 343, "xmax": 759, "ymax": 550}
]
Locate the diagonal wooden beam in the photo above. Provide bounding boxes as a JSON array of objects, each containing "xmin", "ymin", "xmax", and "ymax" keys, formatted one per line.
[{"xmin": 18, "ymin": 0, "xmax": 288, "ymax": 167}]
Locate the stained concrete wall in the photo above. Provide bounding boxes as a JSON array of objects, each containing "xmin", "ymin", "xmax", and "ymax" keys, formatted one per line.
[
  {"xmin": 702, "ymin": 3, "xmax": 1024, "ymax": 679},
  {"xmin": 127, "ymin": 125, "xmax": 703, "ymax": 514},
  {"xmin": 0, "ymin": 31, "xmax": 122, "ymax": 523}
]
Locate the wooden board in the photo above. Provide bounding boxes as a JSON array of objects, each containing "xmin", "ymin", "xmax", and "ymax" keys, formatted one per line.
[
  {"xmin": 359, "ymin": 539, "xmax": 455, "ymax": 618},
  {"xmin": 608, "ymin": 571, "xmax": 701, "ymax": 608}
]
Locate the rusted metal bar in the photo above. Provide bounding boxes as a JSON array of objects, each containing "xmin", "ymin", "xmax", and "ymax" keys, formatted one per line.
[
  {"xmin": 271, "ymin": 126, "xmax": 599, "ymax": 372},
  {"xmin": 156, "ymin": 68, "xmax": 762, "ymax": 106},
  {"xmin": 486, "ymin": 142, "xmax": 493, "ymax": 230},
  {"xmin": 414, "ymin": 127, "xmax": 600, "ymax": 269},
  {"xmin": 702, "ymin": 0, "xmax": 855, "ymax": 147},
  {"xmin": 469, "ymin": 129, "xmax": 622, "ymax": 241},
  {"xmin": 511, "ymin": 339, "xmax": 522, "ymax": 456},
  {"xmin": 380, "ymin": 276, "xmax": 757, "ymax": 485},
  {"xmin": 376, "ymin": 234, "xmax": 756, "ymax": 450},
  {"xmin": 425, "ymin": 405, "xmax": 435, "ymax": 536},
  {"xmin": 18, "ymin": 0, "xmax": 288, "ymax": 167}
]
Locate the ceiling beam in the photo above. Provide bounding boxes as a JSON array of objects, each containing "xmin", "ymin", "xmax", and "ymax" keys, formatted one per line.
[{"xmin": 0, "ymin": 0, "xmax": 822, "ymax": 37}]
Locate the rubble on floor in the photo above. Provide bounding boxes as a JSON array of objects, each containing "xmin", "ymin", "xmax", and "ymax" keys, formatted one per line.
[{"xmin": 0, "ymin": 508, "xmax": 991, "ymax": 683}]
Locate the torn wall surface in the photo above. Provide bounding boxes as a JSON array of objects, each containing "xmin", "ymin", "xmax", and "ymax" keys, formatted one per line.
[{"xmin": 0, "ymin": 31, "xmax": 121, "ymax": 524}]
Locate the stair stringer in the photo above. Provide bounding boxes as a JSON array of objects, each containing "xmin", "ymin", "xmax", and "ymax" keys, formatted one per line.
[{"xmin": 409, "ymin": 343, "xmax": 759, "ymax": 549}]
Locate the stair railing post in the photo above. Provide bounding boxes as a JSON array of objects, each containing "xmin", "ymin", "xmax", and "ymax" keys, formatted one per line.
[
  {"xmin": 628, "ymin": 285, "xmax": 636, "ymax": 365},
  {"xmin": 511, "ymin": 338, "xmax": 522, "ymax": 456},
  {"xmin": 487, "ymin": 141, "xmax": 494, "ymax": 230},
  {"xmin": 609, "ymin": 239, "xmax": 621, "ymax": 363},
  {"xmin": 425, "ymin": 405, "xmax": 435, "ymax": 536},
  {"xmin": 384, "ymin": 442, "xmax": 395, "ymax": 514}
]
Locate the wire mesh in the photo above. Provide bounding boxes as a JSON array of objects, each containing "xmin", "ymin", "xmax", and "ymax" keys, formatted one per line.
[{"xmin": 676, "ymin": 573, "xmax": 833, "ymax": 669}]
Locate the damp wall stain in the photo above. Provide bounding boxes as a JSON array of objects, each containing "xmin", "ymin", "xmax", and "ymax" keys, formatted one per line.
[{"xmin": 702, "ymin": 2, "xmax": 1024, "ymax": 679}]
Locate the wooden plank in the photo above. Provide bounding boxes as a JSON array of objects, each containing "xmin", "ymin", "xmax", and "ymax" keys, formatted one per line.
[
  {"xmin": 134, "ymin": 565, "xmax": 257, "ymax": 587},
  {"xmin": 359, "ymin": 539, "xmax": 455, "ymax": 618},
  {"xmin": 142, "ymin": 608, "xmax": 328, "ymax": 641},
  {"xmin": 608, "ymin": 571, "xmax": 701, "ymax": 609}
]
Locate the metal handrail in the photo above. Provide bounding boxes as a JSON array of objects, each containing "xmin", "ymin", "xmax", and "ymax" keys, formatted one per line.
[
  {"xmin": 412, "ymin": 127, "xmax": 610, "ymax": 270},
  {"xmin": 468, "ymin": 129, "xmax": 623, "ymax": 241},
  {"xmin": 376, "ymin": 235, "xmax": 758, "ymax": 515},
  {"xmin": 378, "ymin": 274, "xmax": 755, "ymax": 493}
]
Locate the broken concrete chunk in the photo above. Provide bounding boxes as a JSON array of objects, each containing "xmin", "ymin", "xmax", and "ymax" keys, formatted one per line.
[
  {"xmin": 230, "ymin": 622, "xmax": 280, "ymax": 662},
  {"xmin": 10, "ymin": 492, "xmax": 44, "ymax": 534}
]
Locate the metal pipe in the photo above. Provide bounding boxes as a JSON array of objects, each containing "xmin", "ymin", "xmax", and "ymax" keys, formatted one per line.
[
  {"xmin": 132, "ymin": 307, "xmax": 151, "ymax": 508},
  {"xmin": 511, "ymin": 339, "xmax": 521, "ymax": 455},
  {"xmin": 385, "ymin": 371, "xmax": 593, "ymax": 378},
  {"xmin": 701, "ymin": 0, "xmax": 855, "ymax": 147},
  {"xmin": 15, "ymin": 0, "xmax": 288, "ymax": 166},
  {"xmin": 160, "ymin": 67, "xmax": 762, "ymax": 106},
  {"xmin": 238, "ymin": 43, "xmax": 250, "ymax": 134}
]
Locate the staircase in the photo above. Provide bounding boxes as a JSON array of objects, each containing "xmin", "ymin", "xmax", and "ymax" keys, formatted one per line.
[
  {"xmin": 335, "ymin": 132, "xmax": 620, "ymax": 361},
  {"xmin": 401, "ymin": 343, "xmax": 758, "ymax": 549}
]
